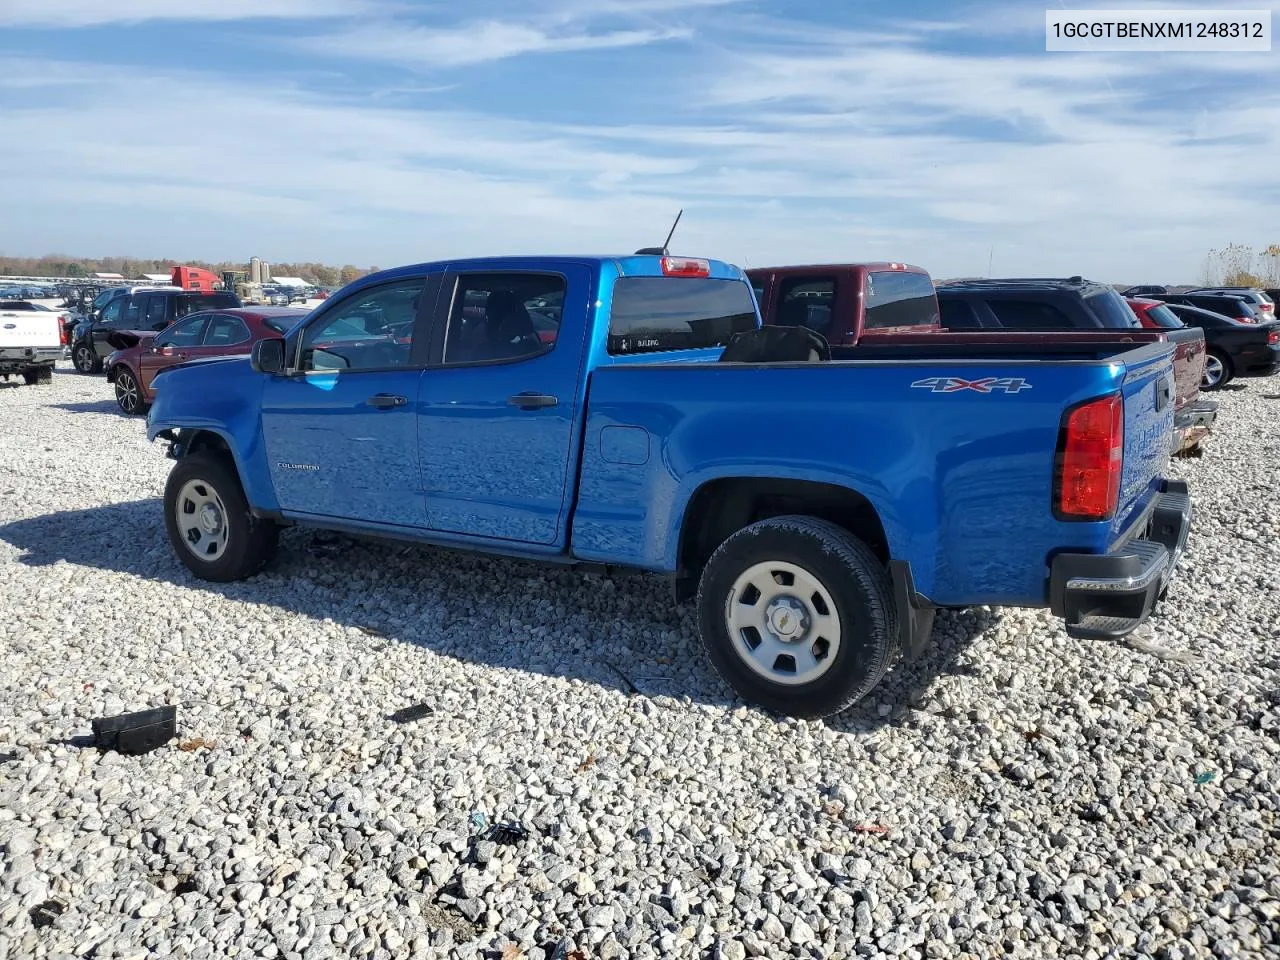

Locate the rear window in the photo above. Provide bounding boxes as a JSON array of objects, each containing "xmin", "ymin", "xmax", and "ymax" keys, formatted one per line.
[
  {"xmin": 1085, "ymin": 290, "xmax": 1142, "ymax": 329},
  {"xmin": 938, "ymin": 298, "xmax": 982, "ymax": 329},
  {"xmin": 987, "ymin": 299, "xmax": 1076, "ymax": 329},
  {"xmin": 177, "ymin": 293, "xmax": 239, "ymax": 319},
  {"xmin": 608, "ymin": 278, "xmax": 757, "ymax": 355},
  {"xmin": 1192, "ymin": 296, "xmax": 1256, "ymax": 319},
  {"xmin": 864, "ymin": 271, "xmax": 939, "ymax": 329},
  {"xmin": 265, "ymin": 316, "xmax": 295, "ymax": 334},
  {"xmin": 1143, "ymin": 303, "xmax": 1184, "ymax": 329}
]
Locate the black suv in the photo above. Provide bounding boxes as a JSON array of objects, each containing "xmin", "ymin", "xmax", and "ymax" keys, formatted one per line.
[
  {"xmin": 71, "ymin": 289, "xmax": 241, "ymax": 373},
  {"xmin": 935, "ymin": 277, "xmax": 1142, "ymax": 330},
  {"xmin": 1143, "ymin": 292, "xmax": 1261, "ymax": 324}
]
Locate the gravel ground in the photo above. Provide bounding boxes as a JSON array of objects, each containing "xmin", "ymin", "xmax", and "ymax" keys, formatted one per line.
[{"xmin": 1, "ymin": 365, "xmax": 1278, "ymax": 960}]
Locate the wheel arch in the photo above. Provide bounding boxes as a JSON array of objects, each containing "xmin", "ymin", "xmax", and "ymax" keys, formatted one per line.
[
  {"xmin": 173, "ymin": 427, "xmax": 283, "ymax": 519},
  {"xmin": 675, "ymin": 476, "xmax": 892, "ymax": 600}
]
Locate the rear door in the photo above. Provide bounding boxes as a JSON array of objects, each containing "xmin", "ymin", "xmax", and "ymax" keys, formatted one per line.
[
  {"xmin": 260, "ymin": 274, "xmax": 437, "ymax": 527},
  {"xmin": 770, "ymin": 273, "xmax": 845, "ymax": 344},
  {"xmin": 416, "ymin": 265, "xmax": 593, "ymax": 545},
  {"xmin": 199, "ymin": 313, "xmax": 256, "ymax": 358}
]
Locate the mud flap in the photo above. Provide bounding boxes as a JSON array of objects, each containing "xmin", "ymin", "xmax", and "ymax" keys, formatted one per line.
[{"xmin": 890, "ymin": 560, "xmax": 936, "ymax": 659}]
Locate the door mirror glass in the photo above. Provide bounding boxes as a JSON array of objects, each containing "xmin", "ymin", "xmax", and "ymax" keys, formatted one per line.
[{"xmin": 252, "ymin": 337, "xmax": 286, "ymax": 375}]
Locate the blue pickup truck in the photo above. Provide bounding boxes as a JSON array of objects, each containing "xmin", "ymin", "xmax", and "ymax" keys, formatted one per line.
[{"xmin": 147, "ymin": 254, "xmax": 1191, "ymax": 718}]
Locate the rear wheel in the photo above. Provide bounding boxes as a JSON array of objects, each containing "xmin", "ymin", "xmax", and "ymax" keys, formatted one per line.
[
  {"xmin": 697, "ymin": 515, "xmax": 898, "ymax": 719},
  {"xmin": 22, "ymin": 366, "xmax": 51, "ymax": 386},
  {"xmin": 113, "ymin": 367, "xmax": 145, "ymax": 415},
  {"xmin": 164, "ymin": 452, "xmax": 278, "ymax": 581},
  {"xmin": 72, "ymin": 344, "xmax": 101, "ymax": 374},
  {"xmin": 1202, "ymin": 350, "xmax": 1232, "ymax": 390}
]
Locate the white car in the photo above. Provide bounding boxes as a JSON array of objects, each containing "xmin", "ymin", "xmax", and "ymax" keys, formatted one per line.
[{"xmin": 0, "ymin": 300, "xmax": 62, "ymax": 384}]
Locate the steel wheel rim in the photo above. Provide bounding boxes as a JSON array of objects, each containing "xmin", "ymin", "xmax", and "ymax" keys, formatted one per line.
[
  {"xmin": 1203, "ymin": 355, "xmax": 1223, "ymax": 387},
  {"xmin": 115, "ymin": 371, "xmax": 138, "ymax": 412},
  {"xmin": 725, "ymin": 560, "xmax": 841, "ymax": 686},
  {"xmin": 174, "ymin": 479, "xmax": 230, "ymax": 562}
]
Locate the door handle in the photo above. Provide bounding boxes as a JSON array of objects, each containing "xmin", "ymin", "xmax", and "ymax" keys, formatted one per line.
[
  {"xmin": 507, "ymin": 392, "xmax": 558, "ymax": 410},
  {"xmin": 367, "ymin": 393, "xmax": 408, "ymax": 408}
]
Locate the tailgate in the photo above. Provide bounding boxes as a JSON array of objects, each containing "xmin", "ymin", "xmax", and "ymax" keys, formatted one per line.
[
  {"xmin": 1111, "ymin": 344, "xmax": 1175, "ymax": 541},
  {"xmin": 1164, "ymin": 326, "xmax": 1206, "ymax": 410},
  {"xmin": 0, "ymin": 312, "xmax": 61, "ymax": 349}
]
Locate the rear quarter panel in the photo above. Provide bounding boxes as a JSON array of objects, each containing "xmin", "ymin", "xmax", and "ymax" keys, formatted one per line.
[{"xmin": 573, "ymin": 348, "xmax": 1173, "ymax": 607}]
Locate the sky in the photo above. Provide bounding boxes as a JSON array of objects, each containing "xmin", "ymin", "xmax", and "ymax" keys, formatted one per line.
[{"xmin": 0, "ymin": 0, "xmax": 1277, "ymax": 282}]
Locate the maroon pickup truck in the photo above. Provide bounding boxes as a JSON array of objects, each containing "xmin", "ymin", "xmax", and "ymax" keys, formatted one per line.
[{"xmin": 752, "ymin": 266, "xmax": 1212, "ymax": 456}]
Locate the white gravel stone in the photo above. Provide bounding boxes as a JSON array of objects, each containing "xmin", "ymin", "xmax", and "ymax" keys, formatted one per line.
[{"xmin": 2, "ymin": 365, "xmax": 1279, "ymax": 960}]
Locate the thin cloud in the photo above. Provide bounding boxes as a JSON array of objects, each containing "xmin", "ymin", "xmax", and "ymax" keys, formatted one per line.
[
  {"xmin": 297, "ymin": 19, "xmax": 691, "ymax": 68},
  {"xmin": 0, "ymin": 0, "xmax": 376, "ymax": 27}
]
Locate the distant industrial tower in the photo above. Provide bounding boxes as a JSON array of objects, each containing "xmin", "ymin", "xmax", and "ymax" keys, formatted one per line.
[{"xmin": 249, "ymin": 257, "xmax": 263, "ymax": 284}]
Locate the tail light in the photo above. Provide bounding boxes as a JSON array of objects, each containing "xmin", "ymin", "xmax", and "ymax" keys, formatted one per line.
[
  {"xmin": 59, "ymin": 315, "xmax": 70, "ymax": 345},
  {"xmin": 1268, "ymin": 330, "xmax": 1279, "ymax": 345},
  {"xmin": 1055, "ymin": 393, "xmax": 1123, "ymax": 521},
  {"xmin": 660, "ymin": 257, "xmax": 710, "ymax": 278}
]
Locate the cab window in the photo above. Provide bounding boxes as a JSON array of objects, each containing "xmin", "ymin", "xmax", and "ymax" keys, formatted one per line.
[{"xmin": 298, "ymin": 278, "xmax": 423, "ymax": 372}]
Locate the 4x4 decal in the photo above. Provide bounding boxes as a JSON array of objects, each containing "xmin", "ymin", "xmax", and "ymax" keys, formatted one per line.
[{"xmin": 910, "ymin": 376, "xmax": 1032, "ymax": 394}]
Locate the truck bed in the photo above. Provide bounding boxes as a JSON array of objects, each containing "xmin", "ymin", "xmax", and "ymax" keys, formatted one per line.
[{"xmin": 571, "ymin": 341, "xmax": 1175, "ymax": 607}]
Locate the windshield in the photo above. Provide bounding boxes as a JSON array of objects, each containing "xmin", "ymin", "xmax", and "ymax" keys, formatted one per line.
[
  {"xmin": 1144, "ymin": 303, "xmax": 1184, "ymax": 329},
  {"xmin": 264, "ymin": 316, "xmax": 295, "ymax": 334},
  {"xmin": 1087, "ymin": 289, "xmax": 1142, "ymax": 329}
]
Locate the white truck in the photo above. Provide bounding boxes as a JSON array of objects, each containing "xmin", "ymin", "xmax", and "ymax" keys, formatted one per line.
[{"xmin": 0, "ymin": 303, "xmax": 61, "ymax": 385}]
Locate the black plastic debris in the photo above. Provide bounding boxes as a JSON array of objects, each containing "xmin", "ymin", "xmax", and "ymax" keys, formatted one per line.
[
  {"xmin": 388, "ymin": 703, "xmax": 434, "ymax": 724},
  {"xmin": 483, "ymin": 821, "xmax": 529, "ymax": 846},
  {"xmin": 29, "ymin": 900, "xmax": 65, "ymax": 929},
  {"xmin": 91, "ymin": 706, "xmax": 177, "ymax": 755},
  {"xmin": 0, "ymin": 750, "xmax": 18, "ymax": 765}
]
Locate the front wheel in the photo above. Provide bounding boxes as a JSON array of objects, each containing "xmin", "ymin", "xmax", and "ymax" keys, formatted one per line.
[
  {"xmin": 113, "ymin": 367, "xmax": 146, "ymax": 415},
  {"xmin": 1202, "ymin": 350, "xmax": 1232, "ymax": 390},
  {"xmin": 697, "ymin": 515, "xmax": 898, "ymax": 719},
  {"xmin": 164, "ymin": 452, "xmax": 279, "ymax": 582}
]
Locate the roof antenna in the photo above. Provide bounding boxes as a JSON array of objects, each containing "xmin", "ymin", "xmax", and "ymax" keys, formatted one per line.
[{"xmin": 636, "ymin": 209, "xmax": 683, "ymax": 256}]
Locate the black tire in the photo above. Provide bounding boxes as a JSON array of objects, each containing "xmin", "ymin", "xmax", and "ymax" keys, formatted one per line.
[
  {"xmin": 72, "ymin": 343, "xmax": 101, "ymax": 374},
  {"xmin": 1202, "ymin": 349, "xmax": 1232, "ymax": 390},
  {"xmin": 164, "ymin": 452, "xmax": 279, "ymax": 582},
  {"xmin": 696, "ymin": 515, "xmax": 898, "ymax": 719},
  {"xmin": 22, "ymin": 367, "xmax": 51, "ymax": 385},
  {"xmin": 113, "ymin": 366, "xmax": 146, "ymax": 415}
]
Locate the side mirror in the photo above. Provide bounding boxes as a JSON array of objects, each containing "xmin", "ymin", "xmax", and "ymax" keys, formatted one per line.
[{"xmin": 251, "ymin": 337, "xmax": 287, "ymax": 375}]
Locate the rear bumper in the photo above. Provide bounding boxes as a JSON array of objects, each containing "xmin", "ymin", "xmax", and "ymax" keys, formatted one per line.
[
  {"xmin": 1173, "ymin": 399, "xmax": 1217, "ymax": 451},
  {"xmin": 0, "ymin": 346, "xmax": 61, "ymax": 371},
  {"xmin": 1241, "ymin": 356, "xmax": 1280, "ymax": 377},
  {"xmin": 1048, "ymin": 480, "xmax": 1191, "ymax": 640}
]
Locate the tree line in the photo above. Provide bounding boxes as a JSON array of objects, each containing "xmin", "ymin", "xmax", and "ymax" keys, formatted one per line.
[
  {"xmin": 0, "ymin": 254, "xmax": 378, "ymax": 287},
  {"xmin": 1203, "ymin": 243, "xmax": 1280, "ymax": 288}
]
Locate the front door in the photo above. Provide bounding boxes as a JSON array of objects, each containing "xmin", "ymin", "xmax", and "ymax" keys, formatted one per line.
[
  {"xmin": 138, "ymin": 314, "xmax": 209, "ymax": 393},
  {"xmin": 260, "ymin": 275, "xmax": 434, "ymax": 527},
  {"xmin": 417, "ymin": 265, "xmax": 592, "ymax": 546}
]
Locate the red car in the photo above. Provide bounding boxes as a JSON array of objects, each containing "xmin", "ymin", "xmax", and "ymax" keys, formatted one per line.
[{"xmin": 105, "ymin": 307, "xmax": 307, "ymax": 414}]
